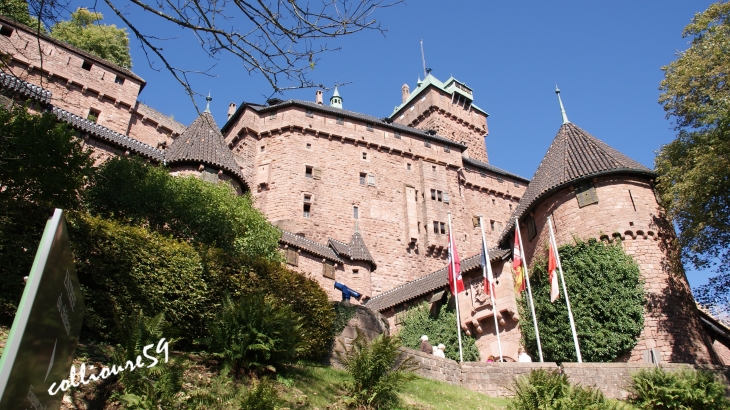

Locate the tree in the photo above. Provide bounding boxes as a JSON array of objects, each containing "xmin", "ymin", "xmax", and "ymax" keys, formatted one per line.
[
  {"xmin": 518, "ymin": 239, "xmax": 645, "ymax": 363},
  {"xmin": 0, "ymin": 0, "xmax": 32, "ymax": 26},
  {"xmin": 655, "ymin": 1, "xmax": 730, "ymax": 314},
  {"xmin": 50, "ymin": 8, "xmax": 132, "ymax": 69}
]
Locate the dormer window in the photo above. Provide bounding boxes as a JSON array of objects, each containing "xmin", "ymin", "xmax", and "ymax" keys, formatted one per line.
[
  {"xmin": 114, "ymin": 75, "xmax": 125, "ymax": 85},
  {"xmin": 336, "ymin": 116, "xmax": 344, "ymax": 125},
  {"xmin": 366, "ymin": 123, "xmax": 374, "ymax": 132}
]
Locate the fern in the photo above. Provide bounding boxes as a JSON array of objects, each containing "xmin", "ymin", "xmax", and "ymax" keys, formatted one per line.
[
  {"xmin": 509, "ymin": 369, "xmax": 626, "ymax": 410},
  {"xmin": 628, "ymin": 367, "xmax": 730, "ymax": 410}
]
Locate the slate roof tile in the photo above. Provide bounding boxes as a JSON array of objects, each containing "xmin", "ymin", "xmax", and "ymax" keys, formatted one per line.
[
  {"xmin": 497, "ymin": 123, "xmax": 656, "ymax": 244},
  {"xmin": 462, "ymin": 157, "xmax": 529, "ymax": 183},
  {"xmin": 327, "ymin": 232, "xmax": 377, "ymax": 270},
  {"xmin": 280, "ymin": 231, "xmax": 343, "ymax": 263},
  {"xmin": 0, "ymin": 72, "xmax": 52, "ymax": 104},
  {"xmin": 365, "ymin": 247, "xmax": 510, "ymax": 312}
]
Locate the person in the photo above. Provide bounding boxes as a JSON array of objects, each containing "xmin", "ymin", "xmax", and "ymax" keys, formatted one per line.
[
  {"xmin": 420, "ymin": 335, "xmax": 433, "ymax": 354},
  {"xmin": 486, "ymin": 355, "xmax": 495, "ymax": 363},
  {"xmin": 518, "ymin": 347, "xmax": 532, "ymax": 362},
  {"xmin": 433, "ymin": 343, "xmax": 446, "ymax": 358}
]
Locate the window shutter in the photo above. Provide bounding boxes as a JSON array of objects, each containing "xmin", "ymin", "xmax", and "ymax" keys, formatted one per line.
[
  {"xmin": 368, "ymin": 174, "xmax": 375, "ymax": 186},
  {"xmin": 443, "ymin": 192, "xmax": 450, "ymax": 203},
  {"xmin": 312, "ymin": 168, "xmax": 322, "ymax": 180},
  {"xmin": 286, "ymin": 249, "xmax": 299, "ymax": 266},
  {"xmin": 472, "ymin": 216, "xmax": 480, "ymax": 227},
  {"xmin": 527, "ymin": 216, "xmax": 537, "ymax": 240},
  {"xmin": 322, "ymin": 261, "xmax": 335, "ymax": 279},
  {"xmin": 575, "ymin": 181, "xmax": 598, "ymax": 208}
]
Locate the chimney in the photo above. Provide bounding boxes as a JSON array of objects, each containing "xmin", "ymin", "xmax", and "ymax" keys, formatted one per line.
[
  {"xmin": 228, "ymin": 102, "xmax": 237, "ymax": 119},
  {"xmin": 315, "ymin": 90, "xmax": 323, "ymax": 105},
  {"xmin": 401, "ymin": 84, "xmax": 410, "ymax": 103}
]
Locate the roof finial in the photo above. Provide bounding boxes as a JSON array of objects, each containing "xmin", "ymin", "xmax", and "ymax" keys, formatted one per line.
[
  {"xmin": 205, "ymin": 92, "xmax": 212, "ymax": 113},
  {"xmin": 555, "ymin": 85, "xmax": 569, "ymax": 125}
]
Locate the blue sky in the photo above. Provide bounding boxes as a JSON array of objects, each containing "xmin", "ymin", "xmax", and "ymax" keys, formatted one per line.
[{"xmin": 74, "ymin": 0, "xmax": 717, "ymax": 287}]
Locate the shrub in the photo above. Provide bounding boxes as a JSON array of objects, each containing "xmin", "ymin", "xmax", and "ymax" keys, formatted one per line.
[
  {"xmin": 206, "ymin": 293, "xmax": 305, "ymax": 376},
  {"xmin": 338, "ymin": 332, "xmax": 418, "ymax": 409},
  {"xmin": 509, "ymin": 369, "xmax": 622, "ymax": 410},
  {"xmin": 239, "ymin": 378, "xmax": 283, "ymax": 410},
  {"xmin": 85, "ymin": 156, "xmax": 281, "ymax": 261},
  {"xmin": 399, "ymin": 301, "xmax": 480, "ymax": 362},
  {"xmin": 519, "ymin": 239, "xmax": 645, "ymax": 362},
  {"xmin": 68, "ymin": 213, "xmax": 212, "ymax": 344},
  {"xmin": 628, "ymin": 367, "xmax": 730, "ymax": 410}
]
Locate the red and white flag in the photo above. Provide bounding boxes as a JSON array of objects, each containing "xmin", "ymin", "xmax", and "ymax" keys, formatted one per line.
[
  {"xmin": 448, "ymin": 230, "xmax": 464, "ymax": 295},
  {"xmin": 548, "ymin": 242, "xmax": 560, "ymax": 303},
  {"xmin": 513, "ymin": 228, "xmax": 526, "ymax": 294},
  {"xmin": 481, "ymin": 238, "xmax": 496, "ymax": 298}
]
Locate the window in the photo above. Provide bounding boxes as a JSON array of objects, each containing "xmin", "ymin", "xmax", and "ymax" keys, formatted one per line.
[
  {"xmin": 514, "ymin": 182, "xmax": 520, "ymax": 188},
  {"xmin": 305, "ymin": 109, "xmax": 313, "ymax": 118},
  {"xmin": 353, "ymin": 206, "xmax": 359, "ymax": 219},
  {"xmin": 366, "ymin": 123, "xmax": 374, "ymax": 132},
  {"xmin": 352, "ymin": 269, "xmax": 359, "ymax": 275},
  {"xmin": 490, "ymin": 220, "xmax": 495, "ymax": 231},
  {"xmin": 285, "ymin": 248, "xmax": 299, "ymax": 266},
  {"xmin": 440, "ymin": 222, "xmax": 446, "ymax": 234},
  {"xmin": 432, "ymin": 165, "xmax": 436, "ymax": 172},
  {"xmin": 87, "ymin": 108, "xmax": 100, "ymax": 123},
  {"xmin": 444, "ymin": 146, "xmax": 450, "ymax": 153},
  {"xmin": 322, "ymin": 261, "xmax": 335, "ymax": 279},
  {"xmin": 260, "ymin": 146, "xmax": 265, "ymax": 152},
  {"xmin": 0, "ymin": 25, "xmax": 14, "ymax": 37},
  {"xmin": 81, "ymin": 60, "xmax": 93, "ymax": 71},
  {"xmin": 527, "ymin": 216, "xmax": 537, "ymax": 241},
  {"xmin": 472, "ymin": 216, "xmax": 481, "ymax": 227},
  {"xmin": 312, "ymin": 168, "xmax": 322, "ymax": 180},
  {"xmin": 431, "ymin": 189, "xmax": 436, "ymax": 200},
  {"xmin": 443, "ymin": 192, "xmax": 450, "ymax": 204},
  {"xmin": 368, "ymin": 174, "xmax": 375, "ymax": 186},
  {"xmin": 509, "ymin": 204, "xmax": 513, "ymax": 211},
  {"xmin": 575, "ymin": 180, "xmax": 598, "ymax": 207},
  {"xmin": 360, "ymin": 172, "xmax": 367, "ymax": 185},
  {"xmin": 497, "ymin": 177, "xmax": 504, "ymax": 183},
  {"xmin": 433, "ymin": 221, "xmax": 446, "ymax": 234},
  {"xmin": 303, "ymin": 195, "xmax": 312, "ymax": 217},
  {"xmin": 437, "ymin": 191, "xmax": 442, "ymax": 202},
  {"xmin": 394, "ymin": 131, "xmax": 401, "ymax": 139},
  {"xmin": 424, "ymin": 141, "xmax": 431, "ymax": 148},
  {"xmin": 407, "ymin": 163, "xmax": 411, "ymax": 170},
  {"xmin": 480, "ymin": 171, "xmax": 486, "ymax": 178},
  {"xmin": 433, "ymin": 221, "xmax": 439, "ymax": 234},
  {"xmin": 362, "ymin": 152, "xmax": 367, "ymax": 160},
  {"xmin": 336, "ymin": 116, "xmax": 344, "ymax": 125},
  {"xmin": 114, "ymin": 75, "xmax": 125, "ymax": 85},
  {"xmin": 306, "ymin": 143, "xmax": 311, "ymax": 149},
  {"xmin": 305, "ymin": 166, "xmax": 313, "ymax": 178},
  {"xmin": 492, "ymin": 199, "xmax": 496, "ymax": 205},
  {"xmin": 269, "ymin": 110, "xmax": 277, "ymax": 119}
]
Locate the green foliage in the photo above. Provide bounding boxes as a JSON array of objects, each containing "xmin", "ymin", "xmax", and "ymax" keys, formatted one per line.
[
  {"xmin": 338, "ymin": 332, "xmax": 418, "ymax": 409},
  {"xmin": 399, "ymin": 301, "xmax": 480, "ymax": 362},
  {"xmin": 656, "ymin": 1, "xmax": 730, "ymax": 295},
  {"xmin": 509, "ymin": 369, "xmax": 625, "ymax": 410},
  {"xmin": 68, "ymin": 213, "xmax": 212, "ymax": 343},
  {"xmin": 628, "ymin": 367, "xmax": 730, "ymax": 410},
  {"xmin": 0, "ymin": 105, "xmax": 93, "ymax": 323},
  {"xmin": 85, "ymin": 156, "xmax": 281, "ymax": 261},
  {"xmin": 50, "ymin": 8, "xmax": 132, "ymax": 68},
  {"xmin": 114, "ymin": 311, "xmax": 185, "ymax": 409},
  {"xmin": 519, "ymin": 239, "xmax": 645, "ymax": 363},
  {"xmin": 206, "ymin": 293, "xmax": 305, "ymax": 376},
  {"xmin": 238, "ymin": 378, "xmax": 283, "ymax": 410},
  {"xmin": 0, "ymin": 0, "xmax": 31, "ymax": 26}
]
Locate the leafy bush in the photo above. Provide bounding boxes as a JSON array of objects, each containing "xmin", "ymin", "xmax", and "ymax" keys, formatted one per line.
[
  {"xmin": 509, "ymin": 369, "xmax": 623, "ymax": 410},
  {"xmin": 399, "ymin": 301, "xmax": 480, "ymax": 362},
  {"xmin": 85, "ymin": 156, "xmax": 281, "ymax": 261},
  {"xmin": 628, "ymin": 367, "xmax": 730, "ymax": 410},
  {"xmin": 338, "ymin": 331, "xmax": 418, "ymax": 409},
  {"xmin": 68, "ymin": 213, "xmax": 213, "ymax": 344},
  {"xmin": 519, "ymin": 239, "xmax": 645, "ymax": 362},
  {"xmin": 206, "ymin": 293, "xmax": 305, "ymax": 376},
  {"xmin": 239, "ymin": 378, "xmax": 283, "ymax": 410},
  {"xmin": 0, "ymin": 105, "xmax": 93, "ymax": 323}
]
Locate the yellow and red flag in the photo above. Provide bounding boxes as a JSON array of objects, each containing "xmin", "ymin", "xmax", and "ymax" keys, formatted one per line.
[
  {"xmin": 548, "ymin": 241, "xmax": 560, "ymax": 302},
  {"xmin": 513, "ymin": 228, "xmax": 526, "ymax": 293}
]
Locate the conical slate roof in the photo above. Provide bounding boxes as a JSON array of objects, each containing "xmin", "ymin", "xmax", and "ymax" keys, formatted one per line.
[
  {"xmin": 499, "ymin": 122, "xmax": 655, "ymax": 243},
  {"xmin": 165, "ymin": 112, "xmax": 243, "ymax": 182}
]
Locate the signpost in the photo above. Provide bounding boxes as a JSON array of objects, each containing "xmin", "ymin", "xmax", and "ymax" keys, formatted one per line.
[{"xmin": 0, "ymin": 209, "xmax": 85, "ymax": 409}]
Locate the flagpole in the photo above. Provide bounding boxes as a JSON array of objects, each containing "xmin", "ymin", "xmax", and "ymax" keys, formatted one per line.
[
  {"xmin": 447, "ymin": 212, "xmax": 464, "ymax": 363},
  {"xmin": 478, "ymin": 216, "xmax": 503, "ymax": 362},
  {"xmin": 547, "ymin": 216, "xmax": 582, "ymax": 363},
  {"xmin": 515, "ymin": 220, "xmax": 544, "ymax": 362}
]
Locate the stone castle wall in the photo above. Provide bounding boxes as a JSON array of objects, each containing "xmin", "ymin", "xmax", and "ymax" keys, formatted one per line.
[{"xmin": 518, "ymin": 174, "xmax": 717, "ymax": 364}]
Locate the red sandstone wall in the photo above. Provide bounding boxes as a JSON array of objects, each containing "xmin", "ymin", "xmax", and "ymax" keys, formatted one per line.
[
  {"xmin": 518, "ymin": 175, "xmax": 716, "ymax": 364},
  {"xmin": 392, "ymin": 86, "xmax": 489, "ymax": 162}
]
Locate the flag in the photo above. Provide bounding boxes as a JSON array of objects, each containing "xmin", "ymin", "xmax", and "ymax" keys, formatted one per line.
[
  {"xmin": 481, "ymin": 238, "xmax": 496, "ymax": 298},
  {"xmin": 513, "ymin": 229, "xmax": 526, "ymax": 293},
  {"xmin": 548, "ymin": 241, "xmax": 560, "ymax": 302},
  {"xmin": 448, "ymin": 231, "xmax": 464, "ymax": 294}
]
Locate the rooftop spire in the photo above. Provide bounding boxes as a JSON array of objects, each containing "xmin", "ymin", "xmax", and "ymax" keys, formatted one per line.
[
  {"xmin": 555, "ymin": 85, "xmax": 569, "ymax": 124},
  {"xmin": 204, "ymin": 93, "xmax": 212, "ymax": 113}
]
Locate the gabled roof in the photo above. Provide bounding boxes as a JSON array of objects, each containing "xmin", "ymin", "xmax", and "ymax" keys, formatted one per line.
[
  {"xmin": 221, "ymin": 99, "xmax": 468, "ymax": 150},
  {"xmin": 165, "ymin": 111, "xmax": 243, "ymax": 182},
  {"xmin": 389, "ymin": 73, "xmax": 488, "ymax": 118},
  {"xmin": 0, "ymin": 15, "xmax": 145, "ymax": 87},
  {"xmin": 462, "ymin": 157, "xmax": 529, "ymax": 184},
  {"xmin": 365, "ymin": 247, "xmax": 510, "ymax": 312},
  {"xmin": 280, "ymin": 231, "xmax": 343, "ymax": 263},
  {"xmin": 0, "ymin": 72, "xmax": 51, "ymax": 104},
  {"xmin": 328, "ymin": 232, "xmax": 377, "ymax": 270},
  {"xmin": 497, "ymin": 122, "xmax": 655, "ymax": 244}
]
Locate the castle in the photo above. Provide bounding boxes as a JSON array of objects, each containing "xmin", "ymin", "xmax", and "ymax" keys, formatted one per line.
[{"xmin": 2, "ymin": 15, "xmax": 729, "ymax": 365}]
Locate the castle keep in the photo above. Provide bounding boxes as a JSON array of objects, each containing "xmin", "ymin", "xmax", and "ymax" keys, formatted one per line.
[{"xmin": 1, "ymin": 15, "xmax": 726, "ymax": 365}]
